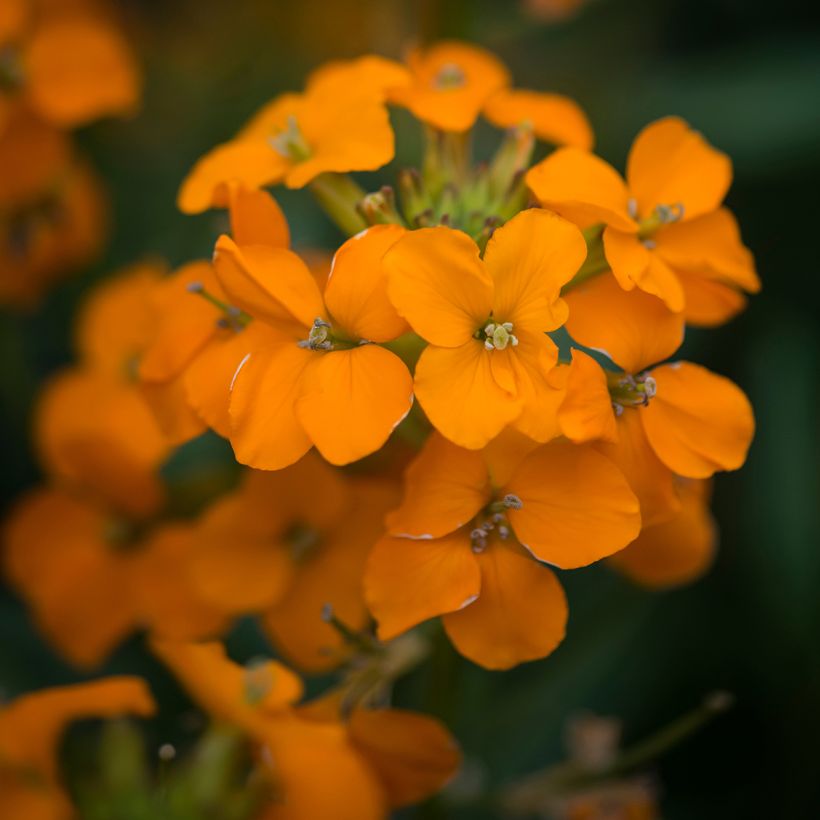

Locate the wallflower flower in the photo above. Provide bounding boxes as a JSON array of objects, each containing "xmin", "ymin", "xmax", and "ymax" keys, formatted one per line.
[
  {"xmin": 0, "ymin": 107, "xmax": 105, "ymax": 307},
  {"xmin": 365, "ymin": 431, "xmax": 640, "ymax": 669},
  {"xmin": 3, "ymin": 489, "xmax": 225, "ymax": 668},
  {"xmin": 560, "ymin": 275, "xmax": 755, "ymax": 524},
  {"xmin": 216, "ymin": 223, "xmax": 413, "ymax": 468},
  {"xmin": 384, "ymin": 208, "xmax": 586, "ymax": 449},
  {"xmin": 0, "ymin": 676, "xmax": 154, "ymax": 820},
  {"xmin": 388, "ymin": 40, "xmax": 592, "ymax": 147},
  {"xmin": 151, "ymin": 639, "xmax": 460, "ymax": 820},
  {"xmin": 188, "ymin": 453, "xmax": 399, "ymax": 671},
  {"xmin": 526, "ymin": 116, "xmax": 760, "ymax": 323},
  {"xmin": 608, "ymin": 478, "xmax": 717, "ymax": 588},
  {"xmin": 139, "ymin": 186, "xmax": 290, "ymax": 442},
  {"xmin": 35, "ymin": 263, "xmax": 176, "ymax": 516},
  {"xmin": 0, "ymin": 0, "xmax": 139, "ymax": 133},
  {"xmin": 178, "ymin": 62, "xmax": 397, "ymax": 213}
]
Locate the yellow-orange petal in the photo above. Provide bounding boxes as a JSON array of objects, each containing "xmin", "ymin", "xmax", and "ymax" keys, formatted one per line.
[
  {"xmin": 558, "ymin": 349, "xmax": 618, "ymax": 444},
  {"xmin": 386, "ymin": 433, "xmax": 491, "ymax": 539},
  {"xmin": 324, "ymin": 225, "xmax": 409, "ymax": 342},
  {"xmin": 264, "ymin": 480, "xmax": 398, "ymax": 672},
  {"xmin": 24, "ymin": 19, "xmax": 139, "ymax": 127},
  {"xmin": 228, "ymin": 331, "xmax": 314, "ymax": 471},
  {"xmin": 641, "ymin": 362, "xmax": 754, "ymax": 478},
  {"xmin": 484, "ymin": 88, "xmax": 593, "ymax": 149},
  {"xmin": 505, "ymin": 441, "xmax": 640, "ymax": 568},
  {"xmin": 609, "ymin": 479, "xmax": 716, "ymax": 588},
  {"xmin": 525, "ymin": 147, "xmax": 636, "ymax": 232},
  {"xmin": 389, "ymin": 41, "xmax": 510, "ymax": 133},
  {"xmin": 414, "ymin": 342, "xmax": 521, "ymax": 450},
  {"xmin": 385, "ymin": 226, "xmax": 492, "ymax": 346},
  {"xmin": 603, "ymin": 226, "xmax": 685, "ymax": 312},
  {"xmin": 227, "ymin": 185, "xmax": 290, "ymax": 248},
  {"xmin": 564, "ymin": 272, "xmax": 684, "ymax": 374},
  {"xmin": 626, "ymin": 117, "xmax": 731, "ymax": 221},
  {"xmin": 595, "ymin": 407, "xmax": 681, "ymax": 527},
  {"xmin": 484, "ymin": 208, "xmax": 585, "ymax": 332},
  {"xmin": 365, "ymin": 533, "xmax": 480, "ymax": 641},
  {"xmin": 295, "ymin": 345, "xmax": 412, "ymax": 466},
  {"xmin": 442, "ymin": 542, "xmax": 566, "ymax": 670},
  {"xmin": 349, "ymin": 708, "xmax": 461, "ymax": 807},
  {"xmin": 213, "ymin": 235, "xmax": 323, "ymax": 328}
]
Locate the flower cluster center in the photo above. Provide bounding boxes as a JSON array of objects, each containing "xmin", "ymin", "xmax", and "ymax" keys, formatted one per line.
[
  {"xmin": 476, "ymin": 320, "xmax": 518, "ymax": 351},
  {"xmin": 607, "ymin": 371, "xmax": 657, "ymax": 414},
  {"xmin": 470, "ymin": 494, "xmax": 522, "ymax": 553}
]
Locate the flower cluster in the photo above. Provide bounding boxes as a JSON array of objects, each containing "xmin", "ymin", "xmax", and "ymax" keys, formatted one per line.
[
  {"xmin": 3, "ymin": 38, "xmax": 757, "ymax": 819},
  {"xmin": 0, "ymin": 0, "xmax": 139, "ymax": 306}
]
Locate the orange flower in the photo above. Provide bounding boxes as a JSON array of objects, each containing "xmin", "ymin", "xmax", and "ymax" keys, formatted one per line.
[
  {"xmin": 0, "ymin": 0, "xmax": 139, "ymax": 132},
  {"xmin": 609, "ymin": 478, "xmax": 716, "ymax": 588},
  {"xmin": 388, "ymin": 41, "xmax": 510, "ymax": 133},
  {"xmin": 560, "ymin": 275, "xmax": 755, "ymax": 524},
  {"xmin": 139, "ymin": 186, "xmax": 291, "ymax": 442},
  {"xmin": 0, "ymin": 676, "xmax": 154, "ymax": 820},
  {"xmin": 384, "ymin": 208, "xmax": 586, "ymax": 449},
  {"xmin": 0, "ymin": 108, "xmax": 105, "ymax": 307},
  {"xmin": 178, "ymin": 62, "xmax": 397, "ymax": 213},
  {"xmin": 187, "ymin": 453, "xmax": 399, "ymax": 671},
  {"xmin": 3, "ymin": 487, "xmax": 225, "ymax": 668},
  {"xmin": 151, "ymin": 638, "xmax": 459, "ymax": 819},
  {"xmin": 526, "ymin": 117, "xmax": 760, "ymax": 323},
  {"xmin": 365, "ymin": 432, "xmax": 640, "ymax": 669},
  {"xmin": 215, "ymin": 223, "xmax": 413, "ymax": 468}
]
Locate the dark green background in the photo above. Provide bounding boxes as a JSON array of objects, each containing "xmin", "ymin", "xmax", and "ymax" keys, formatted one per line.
[{"xmin": 1, "ymin": 0, "xmax": 819, "ymax": 817}]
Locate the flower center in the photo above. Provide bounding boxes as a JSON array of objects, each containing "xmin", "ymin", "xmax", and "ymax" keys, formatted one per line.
[
  {"xmin": 186, "ymin": 281, "xmax": 249, "ymax": 332},
  {"xmin": 284, "ymin": 521, "xmax": 321, "ymax": 563},
  {"xmin": 0, "ymin": 46, "xmax": 23, "ymax": 91},
  {"xmin": 269, "ymin": 114, "xmax": 311, "ymax": 161},
  {"xmin": 297, "ymin": 317, "xmax": 361, "ymax": 352},
  {"xmin": 607, "ymin": 371, "xmax": 657, "ymax": 414},
  {"xmin": 631, "ymin": 199, "xmax": 685, "ymax": 246},
  {"xmin": 476, "ymin": 321, "xmax": 518, "ymax": 351},
  {"xmin": 243, "ymin": 658, "xmax": 273, "ymax": 705},
  {"xmin": 469, "ymin": 494, "xmax": 522, "ymax": 553},
  {"xmin": 432, "ymin": 62, "xmax": 466, "ymax": 90}
]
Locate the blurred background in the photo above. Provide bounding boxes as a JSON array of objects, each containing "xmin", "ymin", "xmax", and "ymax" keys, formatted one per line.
[{"xmin": 1, "ymin": 0, "xmax": 819, "ymax": 816}]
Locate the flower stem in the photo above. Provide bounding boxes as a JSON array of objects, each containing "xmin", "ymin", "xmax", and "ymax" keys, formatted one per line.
[{"xmin": 310, "ymin": 173, "xmax": 368, "ymax": 236}]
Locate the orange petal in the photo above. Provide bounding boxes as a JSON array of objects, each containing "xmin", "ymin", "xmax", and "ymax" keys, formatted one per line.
[
  {"xmin": 150, "ymin": 639, "xmax": 303, "ymax": 734},
  {"xmin": 676, "ymin": 272, "xmax": 748, "ymax": 327},
  {"xmin": 595, "ymin": 407, "xmax": 681, "ymax": 527},
  {"xmin": 386, "ymin": 433, "xmax": 491, "ymax": 539},
  {"xmin": 564, "ymin": 272, "xmax": 684, "ymax": 374},
  {"xmin": 525, "ymin": 147, "xmax": 636, "ymax": 232},
  {"xmin": 389, "ymin": 41, "xmax": 510, "ymax": 133},
  {"xmin": 505, "ymin": 441, "xmax": 641, "ymax": 568},
  {"xmin": 442, "ymin": 542, "xmax": 566, "ymax": 669},
  {"xmin": 641, "ymin": 362, "xmax": 755, "ymax": 478},
  {"xmin": 24, "ymin": 19, "xmax": 139, "ymax": 127},
  {"xmin": 213, "ymin": 235, "xmax": 323, "ymax": 328},
  {"xmin": 130, "ymin": 524, "xmax": 228, "ymax": 640},
  {"xmin": 324, "ymin": 224, "xmax": 409, "ymax": 342},
  {"xmin": 414, "ymin": 342, "xmax": 521, "ymax": 450},
  {"xmin": 307, "ymin": 55, "xmax": 412, "ymax": 99},
  {"xmin": 626, "ymin": 117, "xmax": 731, "ymax": 221},
  {"xmin": 177, "ymin": 139, "xmax": 290, "ymax": 214},
  {"xmin": 264, "ymin": 480, "xmax": 399, "ymax": 672},
  {"xmin": 227, "ymin": 185, "xmax": 290, "ymax": 248},
  {"xmin": 385, "ymin": 226, "xmax": 492, "ymax": 346},
  {"xmin": 3, "ymin": 489, "xmax": 136, "ymax": 668},
  {"xmin": 609, "ymin": 479, "xmax": 716, "ymax": 588},
  {"xmin": 482, "ymin": 426, "xmax": 542, "ymax": 487},
  {"xmin": 484, "ymin": 208, "xmax": 585, "ymax": 332},
  {"xmin": 603, "ymin": 226, "xmax": 685, "ymax": 312},
  {"xmin": 228, "ymin": 329, "xmax": 314, "ymax": 471},
  {"xmin": 484, "ymin": 88, "xmax": 593, "ymax": 149},
  {"xmin": 295, "ymin": 345, "xmax": 412, "ymax": 465},
  {"xmin": 349, "ymin": 708, "xmax": 461, "ymax": 807},
  {"xmin": 0, "ymin": 676, "xmax": 154, "ymax": 780},
  {"xmin": 558, "ymin": 349, "xmax": 618, "ymax": 444},
  {"xmin": 140, "ymin": 376, "xmax": 206, "ymax": 446},
  {"xmin": 365, "ymin": 533, "xmax": 480, "ymax": 641},
  {"xmin": 0, "ymin": 0, "xmax": 27, "ymax": 44}
]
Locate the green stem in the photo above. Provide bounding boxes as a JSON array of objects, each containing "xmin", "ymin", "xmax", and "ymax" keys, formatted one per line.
[
  {"xmin": 562, "ymin": 225, "xmax": 609, "ymax": 294},
  {"xmin": 309, "ymin": 173, "xmax": 368, "ymax": 236}
]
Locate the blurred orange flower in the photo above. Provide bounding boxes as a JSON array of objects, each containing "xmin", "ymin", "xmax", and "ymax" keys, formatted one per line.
[{"xmin": 0, "ymin": 676, "xmax": 154, "ymax": 820}]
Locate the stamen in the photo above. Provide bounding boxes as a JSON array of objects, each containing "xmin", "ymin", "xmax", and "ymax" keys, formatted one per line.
[
  {"xmin": 627, "ymin": 197, "xmax": 638, "ymax": 219},
  {"xmin": 186, "ymin": 281, "xmax": 249, "ymax": 329},
  {"xmin": 608, "ymin": 371, "xmax": 658, "ymax": 410},
  {"xmin": 433, "ymin": 62, "xmax": 466, "ymax": 89},
  {"xmin": 298, "ymin": 317, "xmax": 334, "ymax": 351},
  {"xmin": 269, "ymin": 114, "xmax": 311, "ymax": 161},
  {"xmin": 243, "ymin": 658, "xmax": 273, "ymax": 705},
  {"xmin": 481, "ymin": 320, "xmax": 518, "ymax": 351}
]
